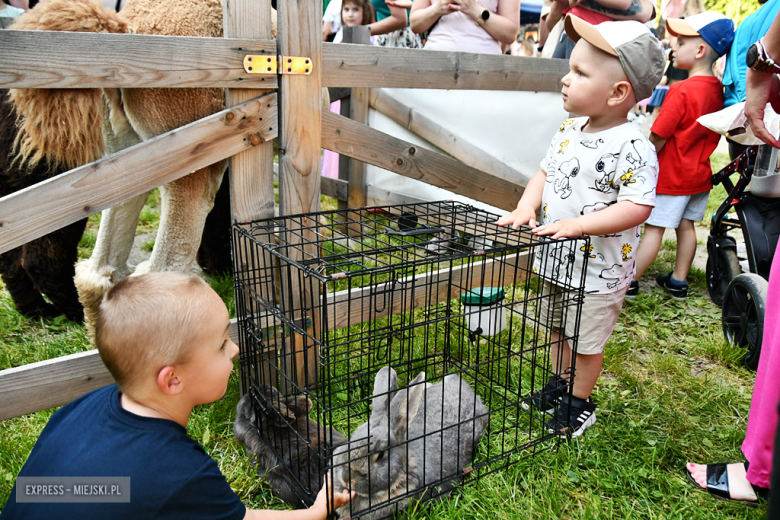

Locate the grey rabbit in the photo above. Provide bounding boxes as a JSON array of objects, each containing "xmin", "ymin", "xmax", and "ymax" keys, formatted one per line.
[
  {"xmin": 332, "ymin": 367, "xmax": 489, "ymax": 519},
  {"xmin": 234, "ymin": 386, "xmax": 348, "ymax": 509}
]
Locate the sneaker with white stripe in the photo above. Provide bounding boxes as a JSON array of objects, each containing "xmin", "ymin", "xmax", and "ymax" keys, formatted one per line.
[{"xmin": 546, "ymin": 395, "xmax": 597, "ymax": 438}]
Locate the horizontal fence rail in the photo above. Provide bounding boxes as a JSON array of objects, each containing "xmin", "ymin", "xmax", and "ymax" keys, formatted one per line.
[
  {"xmin": 322, "ymin": 43, "xmax": 569, "ymax": 91},
  {"xmin": 0, "ymin": 93, "xmax": 278, "ymax": 255},
  {"xmin": 321, "ymin": 109, "xmax": 524, "ymax": 211},
  {"xmin": 0, "ymin": 30, "xmax": 278, "ymax": 89},
  {"xmin": 0, "ymin": 32, "xmax": 567, "ymax": 92}
]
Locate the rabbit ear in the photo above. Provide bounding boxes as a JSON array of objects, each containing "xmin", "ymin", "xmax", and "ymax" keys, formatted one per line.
[
  {"xmin": 371, "ymin": 366, "xmax": 398, "ymax": 420},
  {"xmin": 389, "ymin": 372, "xmax": 426, "ymax": 441},
  {"xmin": 284, "ymin": 396, "xmax": 313, "ymax": 416},
  {"xmin": 271, "ymin": 400, "xmax": 297, "ymax": 428}
]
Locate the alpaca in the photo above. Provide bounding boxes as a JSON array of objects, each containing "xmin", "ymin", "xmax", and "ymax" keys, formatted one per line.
[
  {"xmin": 9, "ymin": 0, "xmax": 272, "ymax": 332},
  {"xmin": 0, "ymin": 91, "xmax": 86, "ymax": 322}
]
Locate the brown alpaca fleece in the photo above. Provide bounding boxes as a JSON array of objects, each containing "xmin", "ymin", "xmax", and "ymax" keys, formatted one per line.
[{"xmin": 9, "ymin": 0, "xmax": 132, "ymax": 170}]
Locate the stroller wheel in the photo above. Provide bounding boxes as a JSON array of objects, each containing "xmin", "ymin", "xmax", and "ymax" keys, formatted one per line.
[
  {"xmin": 706, "ymin": 248, "xmax": 740, "ymax": 307},
  {"xmin": 722, "ymin": 273, "xmax": 768, "ymax": 371}
]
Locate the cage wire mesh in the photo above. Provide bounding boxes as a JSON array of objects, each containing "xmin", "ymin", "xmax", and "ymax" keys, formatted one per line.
[{"xmin": 232, "ymin": 201, "xmax": 588, "ymax": 518}]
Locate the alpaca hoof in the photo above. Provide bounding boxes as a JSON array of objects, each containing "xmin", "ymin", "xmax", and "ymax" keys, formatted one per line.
[{"xmin": 16, "ymin": 302, "xmax": 59, "ymax": 319}]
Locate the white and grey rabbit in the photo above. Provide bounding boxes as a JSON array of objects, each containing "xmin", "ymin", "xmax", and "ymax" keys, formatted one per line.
[
  {"xmin": 332, "ymin": 367, "xmax": 489, "ymax": 519},
  {"xmin": 234, "ymin": 386, "xmax": 348, "ymax": 509}
]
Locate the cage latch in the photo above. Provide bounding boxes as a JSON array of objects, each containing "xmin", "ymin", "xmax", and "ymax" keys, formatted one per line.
[{"xmin": 244, "ymin": 55, "xmax": 313, "ymax": 75}]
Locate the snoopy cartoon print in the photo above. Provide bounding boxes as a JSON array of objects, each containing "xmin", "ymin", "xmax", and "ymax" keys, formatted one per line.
[
  {"xmin": 599, "ymin": 264, "xmax": 622, "ymax": 289},
  {"xmin": 553, "ymin": 158, "xmax": 580, "ymax": 199},
  {"xmin": 625, "ymin": 139, "xmax": 648, "ymax": 169},
  {"xmin": 557, "ymin": 139, "xmax": 571, "ymax": 155},
  {"xmin": 591, "ymin": 153, "xmax": 620, "ymax": 193},
  {"xmin": 550, "ymin": 244, "xmax": 576, "ymax": 281}
]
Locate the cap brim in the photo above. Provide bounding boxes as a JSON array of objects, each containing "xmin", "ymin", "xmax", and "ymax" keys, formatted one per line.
[
  {"xmin": 564, "ymin": 14, "xmax": 617, "ymax": 56},
  {"xmin": 666, "ymin": 18, "xmax": 699, "ymax": 37}
]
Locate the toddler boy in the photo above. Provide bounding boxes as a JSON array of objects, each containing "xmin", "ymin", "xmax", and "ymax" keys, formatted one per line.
[
  {"xmin": 2, "ymin": 272, "xmax": 353, "ymax": 519},
  {"xmin": 630, "ymin": 12, "xmax": 735, "ymax": 300},
  {"xmin": 497, "ymin": 15, "xmax": 664, "ymax": 437}
]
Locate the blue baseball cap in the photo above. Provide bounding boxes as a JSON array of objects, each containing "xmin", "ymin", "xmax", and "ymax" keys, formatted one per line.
[{"xmin": 666, "ymin": 11, "xmax": 735, "ymax": 57}]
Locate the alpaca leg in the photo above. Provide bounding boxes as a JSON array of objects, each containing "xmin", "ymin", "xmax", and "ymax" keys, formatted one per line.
[
  {"xmin": 139, "ymin": 162, "xmax": 226, "ymax": 274},
  {"xmin": 75, "ymin": 192, "xmax": 149, "ymax": 335},
  {"xmin": 0, "ymin": 248, "xmax": 58, "ymax": 318},
  {"xmin": 23, "ymin": 219, "xmax": 88, "ymax": 323}
]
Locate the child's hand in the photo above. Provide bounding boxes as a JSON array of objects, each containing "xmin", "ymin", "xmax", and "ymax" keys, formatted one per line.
[
  {"xmin": 496, "ymin": 205, "xmax": 538, "ymax": 230},
  {"xmin": 311, "ymin": 473, "xmax": 355, "ymax": 518},
  {"xmin": 533, "ymin": 218, "xmax": 584, "ymax": 239}
]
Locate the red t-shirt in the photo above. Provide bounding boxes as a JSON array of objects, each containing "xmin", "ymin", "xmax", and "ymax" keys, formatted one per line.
[
  {"xmin": 563, "ymin": 7, "xmax": 611, "ymax": 24},
  {"xmin": 651, "ymin": 76, "xmax": 724, "ymax": 195}
]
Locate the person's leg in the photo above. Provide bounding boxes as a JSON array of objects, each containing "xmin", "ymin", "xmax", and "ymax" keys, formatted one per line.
[
  {"xmin": 551, "ymin": 330, "xmax": 572, "ymax": 377},
  {"xmin": 672, "ymin": 218, "xmax": 697, "ymax": 282},
  {"xmin": 634, "ymin": 224, "xmax": 665, "ymax": 279},
  {"xmin": 687, "ymin": 242, "xmax": 780, "ymax": 500},
  {"xmin": 571, "ymin": 352, "xmax": 603, "ymax": 400}
]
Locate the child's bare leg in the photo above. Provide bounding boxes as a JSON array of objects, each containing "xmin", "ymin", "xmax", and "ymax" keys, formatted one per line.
[
  {"xmin": 571, "ymin": 351, "xmax": 603, "ymax": 400},
  {"xmin": 634, "ymin": 224, "xmax": 665, "ymax": 279},
  {"xmin": 673, "ymin": 218, "xmax": 697, "ymax": 281},
  {"xmin": 550, "ymin": 330, "xmax": 571, "ymax": 376}
]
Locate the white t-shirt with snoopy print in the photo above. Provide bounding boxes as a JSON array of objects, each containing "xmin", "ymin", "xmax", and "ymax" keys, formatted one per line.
[{"xmin": 536, "ymin": 117, "xmax": 658, "ymax": 294}]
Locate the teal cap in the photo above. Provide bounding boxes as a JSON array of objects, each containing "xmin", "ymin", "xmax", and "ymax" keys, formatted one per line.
[{"xmin": 460, "ymin": 287, "xmax": 505, "ymax": 306}]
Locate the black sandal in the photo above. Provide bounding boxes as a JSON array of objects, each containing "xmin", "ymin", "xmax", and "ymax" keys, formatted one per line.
[{"xmin": 685, "ymin": 462, "xmax": 769, "ymax": 506}]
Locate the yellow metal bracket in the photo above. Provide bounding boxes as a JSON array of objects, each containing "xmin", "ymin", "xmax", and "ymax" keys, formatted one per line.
[{"xmin": 243, "ymin": 55, "xmax": 313, "ymax": 76}]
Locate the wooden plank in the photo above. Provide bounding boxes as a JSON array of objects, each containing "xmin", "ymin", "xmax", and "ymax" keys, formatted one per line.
[
  {"xmin": 0, "ymin": 252, "xmax": 533, "ymax": 420},
  {"xmin": 321, "ymin": 110, "xmax": 524, "ymax": 212},
  {"xmin": 326, "ymin": 251, "xmax": 531, "ymax": 331},
  {"xmin": 322, "ymin": 44, "xmax": 568, "ymax": 92},
  {"xmin": 0, "ymin": 30, "xmax": 278, "ymax": 89},
  {"xmin": 277, "ymin": 0, "xmax": 323, "ymax": 392},
  {"xmin": 322, "ymin": 176, "xmax": 349, "ymax": 201},
  {"xmin": 223, "ymin": 0, "xmax": 276, "ymax": 397},
  {"xmin": 369, "ymin": 88, "xmax": 528, "ymax": 184},
  {"xmin": 0, "ymin": 94, "xmax": 277, "ymax": 255},
  {"xmin": 344, "ymin": 28, "xmax": 370, "ymax": 214}
]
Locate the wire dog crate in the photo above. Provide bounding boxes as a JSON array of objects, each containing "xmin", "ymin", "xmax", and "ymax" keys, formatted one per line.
[{"xmin": 232, "ymin": 201, "xmax": 588, "ymax": 518}]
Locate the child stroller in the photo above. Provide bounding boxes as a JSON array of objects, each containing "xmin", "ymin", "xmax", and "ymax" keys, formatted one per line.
[{"xmin": 706, "ymin": 145, "xmax": 780, "ymax": 370}]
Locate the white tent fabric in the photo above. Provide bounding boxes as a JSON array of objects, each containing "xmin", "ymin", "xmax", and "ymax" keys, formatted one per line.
[{"xmin": 365, "ymin": 88, "xmax": 568, "ymax": 215}]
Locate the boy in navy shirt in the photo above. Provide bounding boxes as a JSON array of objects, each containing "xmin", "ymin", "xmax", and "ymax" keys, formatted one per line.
[{"xmin": 2, "ymin": 272, "xmax": 353, "ymax": 520}]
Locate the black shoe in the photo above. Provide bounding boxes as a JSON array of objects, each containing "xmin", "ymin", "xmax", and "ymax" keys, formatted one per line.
[
  {"xmin": 522, "ymin": 375, "xmax": 567, "ymax": 413},
  {"xmin": 546, "ymin": 395, "xmax": 597, "ymax": 438},
  {"xmin": 625, "ymin": 280, "xmax": 639, "ymax": 299},
  {"xmin": 656, "ymin": 273, "xmax": 688, "ymax": 300}
]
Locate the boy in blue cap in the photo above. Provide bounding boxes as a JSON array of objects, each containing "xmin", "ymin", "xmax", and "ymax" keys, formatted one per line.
[{"xmin": 630, "ymin": 12, "xmax": 735, "ymax": 300}]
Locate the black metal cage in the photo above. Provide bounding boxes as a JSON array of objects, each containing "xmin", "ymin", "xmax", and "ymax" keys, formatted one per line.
[{"xmin": 232, "ymin": 201, "xmax": 588, "ymax": 518}]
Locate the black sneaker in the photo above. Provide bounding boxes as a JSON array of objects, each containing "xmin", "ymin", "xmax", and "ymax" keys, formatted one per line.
[
  {"xmin": 656, "ymin": 272, "xmax": 688, "ymax": 301},
  {"xmin": 546, "ymin": 395, "xmax": 597, "ymax": 438},
  {"xmin": 625, "ymin": 280, "xmax": 639, "ymax": 299},
  {"xmin": 522, "ymin": 375, "xmax": 567, "ymax": 413}
]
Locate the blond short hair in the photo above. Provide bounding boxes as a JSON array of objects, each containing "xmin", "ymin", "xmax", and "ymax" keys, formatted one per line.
[{"xmin": 96, "ymin": 272, "xmax": 216, "ymax": 394}]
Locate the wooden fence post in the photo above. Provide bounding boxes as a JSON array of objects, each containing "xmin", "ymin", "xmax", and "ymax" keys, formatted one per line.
[
  {"xmin": 278, "ymin": 0, "xmax": 323, "ymax": 393},
  {"xmin": 338, "ymin": 26, "xmax": 370, "ymax": 218},
  {"xmin": 223, "ymin": 0, "xmax": 276, "ymax": 395}
]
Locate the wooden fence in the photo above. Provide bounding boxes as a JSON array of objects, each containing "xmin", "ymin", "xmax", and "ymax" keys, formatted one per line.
[{"xmin": 0, "ymin": 0, "xmax": 567, "ymax": 421}]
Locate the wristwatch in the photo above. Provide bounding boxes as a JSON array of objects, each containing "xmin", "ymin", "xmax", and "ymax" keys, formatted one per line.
[
  {"xmin": 475, "ymin": 8, "xmax": 490, "ymax": 26},
  {"xmin": 747, "ymin": 39, "xmax": 780, "ymax": 74}
]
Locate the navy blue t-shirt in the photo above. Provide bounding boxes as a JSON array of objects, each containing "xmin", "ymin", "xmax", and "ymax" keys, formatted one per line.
[{"xmin": 1, "ymin": 385, "xmax": 246, "ymax": 520}]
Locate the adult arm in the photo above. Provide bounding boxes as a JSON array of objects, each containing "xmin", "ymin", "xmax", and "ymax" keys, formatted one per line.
[
  {"xmin": 322, "ymin": 21, "xmax": 333, "ymax": 41},
  {"xmin": 496, "ymin": 168, "xmax": 547, "ymax": 229},
  {"xmin": 547, "ymin": 0, "xmax": 565, "ymax": 31},
  {"xmin": 447, "ymin": 0, "xmax": 520, "ymax": 45},
  {"xmin": 368, "ymin": 2, "xmax": 408, "ymax": 35},
  {"xmin": 411, "ymin": 0, "xmax": 456, "ymax": 34},
  {"xmin": 8, "ymin": 0, "xmax": 29, "ymax": 9},
  {"xmin": 746, "ymin": 11, "xmax": 780, "ymax": 147},
  {"xmin": 574, "ymin": 0, "xmax": 655, "ymax": 23},
  {"xmin": 386, "ymin": 0, "xmax": 414, "ymax": 7},
  {"xmin": 533, "ymin": 200, "xmax": 652, "ymax": 238}
]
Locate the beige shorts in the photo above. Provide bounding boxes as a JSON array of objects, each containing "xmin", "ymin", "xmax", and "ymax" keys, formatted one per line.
[{"xmin": 537, "ymin": 281, "xmax": 626, "ymax": 355}]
